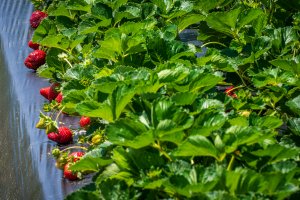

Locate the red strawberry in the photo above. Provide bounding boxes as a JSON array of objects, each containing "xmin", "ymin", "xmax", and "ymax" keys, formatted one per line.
[
  {"xmin": 79, "ymin": 116, "xmax": 91, "ymax": 128},
  {"xmin": 48, "ymin": 83, "xmax": 60, "ymax": 101},
  {"xmin": 57, "ymin": 126, "xmax": 73, "ymax": 144},
  {"xmin": 64, "ymin": 163, "xmax": 78, "ymax": 181},
  {"xmin": 24, "ymin": 50, "xmax": 46, "ymax": 70},
  {"xmin": 30, "ymin": 10, "xmax": 48, "ymax": 28},
  {"xmin": 28, "ymin": 40, "xmax": 39, "ymax": 50},
  {"xmin": 225, "ymin": 86, "xmax": 237, "ymax": 98},
  {"xmin": 48, "ymin": 132, "xmax": 60, "ymax": 142},
  {"xmin": 69, "ymin": 152, "xmax": 85, "ymax": 162},
  {"xmin": 40, "ymin": 87, "xmax": 50, "ymax": 100},
  {"xmin": 55, "ymin": 92, "xmax": 63, "ymax": 103}
]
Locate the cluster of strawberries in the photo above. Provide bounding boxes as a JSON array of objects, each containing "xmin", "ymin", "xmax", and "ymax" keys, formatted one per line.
[
  {"xmin": 24, "ymin": 10, "xmax": 47, "ymax": 70},
  {"xmin": 52, "ymin": 149, "xmax": 86, "ymax": 181},
  {"xmin": 38, "ymin": 81, "xmax": 91, "ymax": 180},
  {"xmin": 25, "ymin": 10, "xmax": 91, "ymax": 181}
]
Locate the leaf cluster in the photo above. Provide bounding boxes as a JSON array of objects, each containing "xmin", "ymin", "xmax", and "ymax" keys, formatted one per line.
[{"xmin": 30, "ymin": 0, "xmax": 300, "ymax": 199}]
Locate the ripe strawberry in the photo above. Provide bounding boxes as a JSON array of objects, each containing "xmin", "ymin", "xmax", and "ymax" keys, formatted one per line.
[
  {"xmin": 28, "ymin": 40, "xmax": 39, "ymax": 50},
  {"xmin": 40, "ymin": 87, "xmax": 50, "ymax": 100},
  {"xmin": 30, "ymin": 10, "xmax": 48, "ymax": 28},
  {"xmin": 24, "ymin": 50, "xmax": 46, "ymax": 70},
  {"xmin": 68, "ymin": 152, "xmax": 85, "ymax": 162},
  {"xmin": 55, "ymin": 92, "xmax": 63, "ymax": 103},
  {"xmin": 64, "ymin": 163, "xmax": 78, "ymax": 181},
  {"xmin": 47, "ymin": 127, "xmax": 73, "ymax": 144},
  {"xmin": 48, "ymin": 132, "xmax": 59, "ymax": 142},
  {"xmin": 57, "ymin": 126, "xmax": 73, "ymax": 144},
  {"xmin": 79, "ymin": 116, "xmax": 91, "ymax": 128},
  {"xmin": 48, "ymin": 83, "xmax": 60, "ymax": 101},
  {"xmin": 225, "ymin": 86, "xmax": 237, "ymax": 98}
]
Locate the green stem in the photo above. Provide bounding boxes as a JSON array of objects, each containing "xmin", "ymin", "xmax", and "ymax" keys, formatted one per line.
[
  {"xmin": 60, "ymin": 146, "xmax": 88, "ymax": 152},
  {"xmin": 64, "ymin": 58, "xmax": 73, "ymax": 68},
  {"xmin": 55, "ymin": 106, "xmax": 65, "ymax": 122},
  {"xmin": 226, "ymin": 85, "xmax": 245, "ymax": 94},
  {"xmin": 236, "ymin": 71, "xmax": 247, "ymax": 86},
  {"xmin": 201, "ymin": 42, "xmax": 227, "ymax": 48},
  {"xmin": 218, "ymin": 153, "xmax": 227, "ymax": 162},
  {"xmin": 153, "ymin": 142, "xmax": 172, "ymax": 162},
  {"xmin": 227, "ymin": 155, "xmax": 235, "ymax": 171}
]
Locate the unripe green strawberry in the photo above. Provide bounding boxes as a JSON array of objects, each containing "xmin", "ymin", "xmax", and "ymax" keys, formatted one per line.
[{"xmin": 91, "ymin": 134, "xmax": 102, "ymax": 145}]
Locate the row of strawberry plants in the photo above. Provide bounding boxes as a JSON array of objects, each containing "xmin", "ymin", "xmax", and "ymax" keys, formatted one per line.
[{"xmin": 27, "ymin": 0, "xmax": 300, "ymax": 199}]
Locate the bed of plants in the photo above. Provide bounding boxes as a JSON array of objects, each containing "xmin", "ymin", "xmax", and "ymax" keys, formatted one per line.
[{"xmin": 26, "ymin": 0, "xmax": 300, "ymax": 199}]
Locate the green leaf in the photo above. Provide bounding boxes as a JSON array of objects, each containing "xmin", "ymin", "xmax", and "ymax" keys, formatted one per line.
[
  {"xmin": 189, "ymin": 73, "xmax": 223, "ymax": 92},
  {"xmin": 194, "ymin": 0, "xmax": 227, "ymax": 13},
  {"xmin": 228, "ymin": 117, "xmax": 249, "ymax": 127},
  {"xmin": 70, "ymin": 149, "xmax": 113, "ymax": 172},
  {"xmin": 93, "ymin": 33, "xmax": 122, "ymax": 61},
  {"xmin": 171, "ymin": 92, "xmax": 197, "ymax": 106},
  {"xmin": 78, "ymin": 19, "xmax": 112, "ymax": 35},
  {"xmin": 158, "ymin": 66, "xmax": 190, "ymax": 83},
  {"xmin": 32, "ymin": 18, "xmax": 57, "ymax": 43},
  {"xmin": 36, "ymin": 65, "xmax": 56, "ymax": 79},
  {"xmin": 46, "ymin": 48, "xmax": 68, "ymax": 71},
  {"xmin": 114, "ymin": 5, "xmax": 141, "ymax": 24},
  {"xmin": 98, "ymin": 179, "xmax": 139, "ymax": 200},
  {"xmin": 251, "ymin": 116, "xmax": 283, "ymax": 129},
  {"xmin": 48, "ymin": 2, "xmax": 75, "ymax": 19},
  {"xmin": 65, "ymin": 183, "xmax": 99, "ymax": 200},
  {"xmin": 270, "ymin": 58, "xmax": 300, "ymax": 76},
  {"xmin": 206, "ymin": 8, "xmax": 242, "ymax": 36},
  {"xmin": 251, "ymin": 144, "xmax": 299, "ymax": 163},
  {"xmin": 111, "ymin": 85, "xmax": 136, "ymax": 120},
  {"xmin": 106, "ymin": 119, "xmax": 154, "ymax": 149},
  {"xmin": 237, "ymin": 8, "xmax": 264, "ymax": 30},
  {"xmin": 66, "ymin": 0, "xmax": 91, "ymax": 12},
  {"xmin": 286, "ymin": 95, "xmax": 300, "ymax": 116},
  {"xmin": 91, "ymin": 3, "xmax": 112, "ymax": 20},
  {"xmin": 226, "ymin": 168, "xmax": 266, "ymax": 195},
  {"xmin": 62, "ymin": 90, "xmax": 87, "ymax": 113},
  {"xmin": 39, "ymin": 34, "xmax": 70, "ymax": 50},
  {"xmin": 288, "ymin": 118, "xmax": 300, "ymax": 136},
  {"xmin": 223, "ymin": 126, "xmax": 275, "ymax": 153},
  {"xmin": 65, "ymin": 191, "xmax": 99, "ymax": 200},
  {"xmin": 76, "ymin": 100, "xmax": 114, "ymax": 122},
  {"xmin": 178, "ymin": 14, "xmax": 205, "ymax": 32},
  {"xmin": 173, "ymin": 135, "xmax": 219, "ymax": 159}
]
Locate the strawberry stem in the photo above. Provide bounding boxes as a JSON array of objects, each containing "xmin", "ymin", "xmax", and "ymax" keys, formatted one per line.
[
  {"xmin": 55, "ymin": 106, "xmax": 65, "ymax": 122},
  {"xmin": 60, "ymin": 146, "xmax": 88, "ymax": 153}
]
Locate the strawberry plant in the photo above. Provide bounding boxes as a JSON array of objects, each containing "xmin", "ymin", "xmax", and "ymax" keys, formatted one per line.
[{"xmin": 25, "ymin": 0, "xmax": 300, "ymax": 199}]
